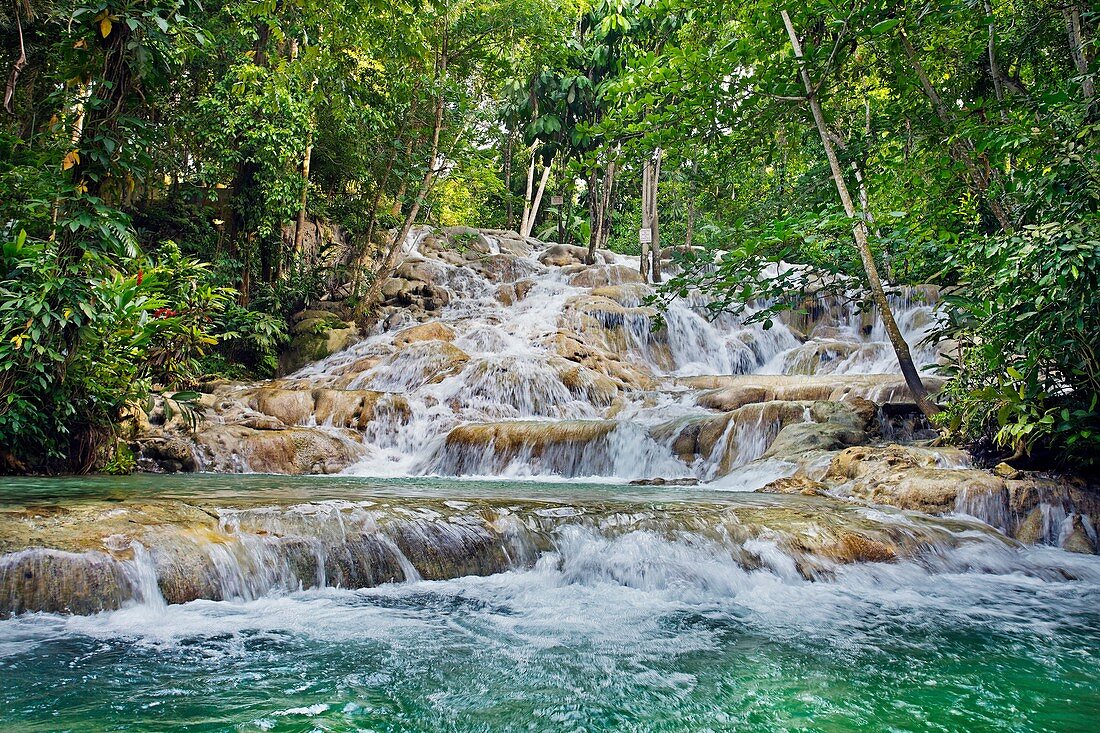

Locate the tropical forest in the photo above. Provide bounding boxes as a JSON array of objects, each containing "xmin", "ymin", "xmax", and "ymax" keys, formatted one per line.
[{"xmin": 1, "ymin": 0, "xmax": 1098, "ymax": 729}]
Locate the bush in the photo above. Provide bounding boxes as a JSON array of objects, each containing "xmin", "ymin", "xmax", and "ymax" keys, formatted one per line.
[
  {"xmin": 936, "ymin": 219, "xmax": 1100, "ymax": 467},
  {"xmin": 0, "ymin": 216, "xmax": 232, "ymax": 471}
]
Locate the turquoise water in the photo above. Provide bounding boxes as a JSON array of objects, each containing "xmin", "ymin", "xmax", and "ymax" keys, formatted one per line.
[{"xmin": 2, "ymin": 475, "xmax": 1099, "ymax": 732}]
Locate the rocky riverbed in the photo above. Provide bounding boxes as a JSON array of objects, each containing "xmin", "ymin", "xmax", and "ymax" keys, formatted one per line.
[{"xmin": 113, "ymin": 227, "xmax": 1097, "ymax": 563}]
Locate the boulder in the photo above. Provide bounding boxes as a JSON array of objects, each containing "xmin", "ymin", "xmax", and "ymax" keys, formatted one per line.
[
  {"xmin": 1063, "ymin": 516, "xmax": 1097, "ymax": 554},
  {"xmin": 1014, "ymin": 508, "xmax": 1044, "ymax": 545},
  {"xmin": 245, "ymin": 388, "xmax": 315, "ymax": 426},
  {"xmin": 133, "ymin": 436, "xmax": 198, "ymax": 473},
  {"xmin": 589, "ymin": 284, "xmax": 653, "ymax": 307},
  {"xmin": 445, "ymin": 420, "xmax": 616, "ymax": 453},
  {"xmin": 196, "ymin": 424, "xmax": 362, "ymax": 474},
  {"xmin": 691, "ymin": 374, "xmax": 943, "ymax": 411},
  {"xmin": 756, "ymin": 476, "xmax": 828, "ymax": 496},
  {"xmin": 763, "ymin": 422, "xmax": 867, "ymax": 461},
  {"xmin": 470, "ymin": 253, "xmax": 543, "ymax": 283},
  {"xmin": 312, "ymin": 390, "xmax": 411, "ymax": 429},
  {"xmin": 496, "ymin": 279, "xmax": 536, "ymax": 306},
  {"xmin": 826, "ymin": 445, "xmax": 1005, "ymax": 515},
  {"xmin": 436, "ymin": 420, "xmax": 620, "ymax": 476},
  {"xmin": 279, "ymin": 313, "xmax": 359, "ymax": 376},
  {"xmin": 543, "ymin": 331, "xmax": 655, "ymax": 390},
  {"xmin": 393, "ymin": 322, "xmax": 455, "ymax": 348},
  {"xmin": 538, "ymin": 244, "xmax": 589, "ymax": 267},
  {"xmin": 568, "ymin": 264, "xmax": 645, "ymax": 289}
]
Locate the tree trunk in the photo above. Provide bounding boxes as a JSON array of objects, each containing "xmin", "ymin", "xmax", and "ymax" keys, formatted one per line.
[
  {"xmin": 983, "ymin": 0, "xmax": 1007, "ymax": 119},
  {"xmin": 526, "ymin": 161, "xmax": 552, "ymax": 238},
  {"xmin": 649, "ymin": 149, "xmax": 663, "ymax": 283},
  {"xmin": 290, "ymin": 32, "xmax": 316, "ymax": 278},
  {"xmin": 519, "ymin": 150, "xmax": 552, "ymax": 240},
  {"xmin": 782, "ymin": 11, "xmax": 939, "ymax": 419},
  {"xmin": 3, "ymin": 1, "xmax": 27, "ymax": 116},
  {"xmin": 589, "ymin": 154, "xmax": 617, "ymax": 260},
  {"xmin": 601, "ymin": 154, "xmax": 617, "ymax": 246},
  {"xmin": 519, "ymin": 147, "xmax": 537, "ymax": 236},
  {"xmin": 586, "ymin": 167, "xmax": 600, "ymax": 262},
  {"xmin": 639, "ymin": 158, "xmax": 651, "ymax": 282},
  {"xmin": 358, "ymin": 51, "xmax": 448, "ymax": 321},
  {"xmin": 1063, "ymin": 3, "xmax": 1095, "ymax": 113},
  {"xmin": 504, "ymin": 134, "xmax": 514, "ymax": 230},
  {"xmin": 290, "ymin": 130, "xmax": 313, "ymax": 276},
  {"xmin": 684, "ymin": 186, "xmax": 695, "ymax": 249}
]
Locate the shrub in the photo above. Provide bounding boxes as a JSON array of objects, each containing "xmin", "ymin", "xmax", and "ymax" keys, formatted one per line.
[{"xmin": 936, "ymin": 219, "xmax": 1100, "ymax": 467}]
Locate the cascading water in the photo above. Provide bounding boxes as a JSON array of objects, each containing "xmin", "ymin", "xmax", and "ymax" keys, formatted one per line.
[
  {"xmin": 1, "ymin": 475, "xmax": 1098, "ymax": 730},
  {"xmin": 219, "ymin": 228, "xmax": 948, "ymax": 483},
  {"xmin": 8, "ymin": 230, "xmax": 1093, "ymax": 729}
]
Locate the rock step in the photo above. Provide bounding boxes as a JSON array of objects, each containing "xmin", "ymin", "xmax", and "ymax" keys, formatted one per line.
[{"xmin": 0, "ymin": 494, "xmax": 1006, "ymax": 617}]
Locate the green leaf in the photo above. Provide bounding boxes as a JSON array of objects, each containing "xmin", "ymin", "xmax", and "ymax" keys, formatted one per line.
[
  {"xmin": 869, "ymin": 18, "xmax": 901, "ymax": 35},
  {"xmin": 169, "ymin": 390, "xmax": 202, "ymax": 402}
]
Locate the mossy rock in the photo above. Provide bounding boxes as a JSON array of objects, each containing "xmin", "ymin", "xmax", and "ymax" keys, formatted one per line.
[{"xmin": 278, "ymin": 318, "xmax": 359, "ymax": 375}]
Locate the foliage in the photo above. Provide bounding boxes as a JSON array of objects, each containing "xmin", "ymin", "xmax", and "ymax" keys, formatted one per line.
[
  {"xmin": 0, "ymin": 222, "xmax": 231, "ymax": 471},
  {"xmin": 936, "ymin": 219, "xmax": 1100, "ymax": 466},
  {"xmin": 2, "ymin": 0, "xmax": 1098, "ymax": 470}
]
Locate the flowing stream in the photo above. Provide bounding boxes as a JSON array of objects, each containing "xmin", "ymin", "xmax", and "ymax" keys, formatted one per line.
[
  {"xmin": 2, "ymin": 476, "xmax": 1099, "ymax": 730},
  {"xmin": 185, "ymin": 230, "xmax": 946, "ymax": 480},
  {"xmin": 2, "ymin": 234, "xmax": 1098, "ymax": 729}
]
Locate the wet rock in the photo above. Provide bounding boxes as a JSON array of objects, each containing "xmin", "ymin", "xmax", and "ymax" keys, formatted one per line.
[
  {"xmin": 381, "ymin": 277, "xmax": 410, "ymax": 299},
  {"xmin": 847, "ymin": 466, "xmax": 1004, "ymax": 515},
  {"xmin": 0, "ymin": 549, "xmax": 133, "ymax": 617},
  {"xmin": 240, "ymin": 386, "xmax": 409, "ymax": 431},
  {"xmin": 1063, "ymin": 516, "xmax": 1096, "ymax": 554},
  {"xmin": 395, "ymin": 258, "xmax": 445, "ymax": 284},
  {"xmin": 993, "ymin": 462, "xmax": 1021, "ymax": 479},
  {"xmin": 544, "ymin": 331, "xmax": 655, "ymax": 390},
  {"xmin": 246, "ymin": 388, "xmax": 314, "ymax": 426},
  {"xmin": 279, "ymin": 312, "xmax": 359, "ymax": 376},
  {"xmin": 133, "ymin": 436, "xmax": 198, "ymax": 473},
  {"xmin": 313, "ymin": 389, "xmax": 411, "ymax": 428},
  {"xmin": 825, "ymin": 444, "xmax": 963, "ymax": 481},
  {"xmin": 589, "ymin": 283, "xmax": 652, "ymax": 307},
  {"xmin": 393, "ymin": 321, "xmax": 455, "ymax": 348},
  {"xmin": 551, "ymin": 360, "xmax": 618, "ymax": 405},
  {"xmin": 438, "ymin": 420, "xmax": 618, "ymax": 476},
  {"xmin": 538, "ymin": 243, "xmax": 590, "ymax": 267},
  {"xmin": 568, "ymin": 264, "xmax": 644, "ymax": 288},
  {"xmin": 691, "ymin": 374, "xmax": 944, "ymax": 411},
  {"xmin": 1015, "ymin": 508, "xmax": 1044, "ymax": 545},
  {"xmin": 445, "ymin": 420, "xmax": 616, "ymax": 452},
  {"xmin": 495, "ymin": 279, "xmax": 536, "ymax": 306},
  {"xmin": 811, "ymin": 397, "xmax": 877, "ymax": 431},
  {"xmin": 775, "ymin": 340, "xmax": 863, "ymax": 375},
  {"xmin": 195, "ymin": 424, "xmax": 363, "ymax": 474},
  {"xmin": 756, "ymin": 476, "xmax": 828, "ymax": 496},
  {"xmin": 764, "ymin": 422, "xmax": 867, "ymax": 460},
  {"xmin": 477, "ymin": 229, "xmax": 534, "ymax": 257},
  {"xmin": 0, "ymin": 491, "xmax": 1018, "ymax": 616},
  {"xmin": 470, "ymin": 253, "xmax": 543, "ymax": 283},
  {"xmin": 826, "ymin": 533, "xmax": 897, "ymax": 563}
]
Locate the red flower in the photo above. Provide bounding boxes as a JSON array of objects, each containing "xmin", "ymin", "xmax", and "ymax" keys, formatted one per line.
[{"xmin": 136, "ymin": 270, "xmax": 144, "ymax": 286}]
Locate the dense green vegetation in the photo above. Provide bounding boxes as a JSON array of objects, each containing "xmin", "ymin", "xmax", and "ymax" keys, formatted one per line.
[{"xmin": 1, "ymin": 0, "xmax": 1097, "ymax": 472}]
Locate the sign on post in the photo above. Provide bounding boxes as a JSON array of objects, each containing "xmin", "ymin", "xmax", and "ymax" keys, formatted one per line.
[
  {"xmin": 638, "ymin": 227, "xmax": 653, "ymax": 244},
  {"xmin": 551, "ymin": 195, "xmax": 564, "ymax": 206}
]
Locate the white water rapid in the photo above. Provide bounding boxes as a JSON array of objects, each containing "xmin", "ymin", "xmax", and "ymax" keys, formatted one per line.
[{"xmin": 229, "ymin": 227, "xmax": 946, "ymax": 482}]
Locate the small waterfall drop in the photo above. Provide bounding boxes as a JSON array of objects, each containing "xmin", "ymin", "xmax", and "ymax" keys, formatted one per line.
[{"xmin": 177, "ymin": 228, "xmax": 948, "ymax": 482}]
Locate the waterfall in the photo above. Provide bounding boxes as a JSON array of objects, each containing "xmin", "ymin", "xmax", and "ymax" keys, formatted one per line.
[
  {"xmin": 4, "ymin": 491, "xmax": 1091, "ymax": 618},
  {"xmin": 157, "ymin": 230, "xmax": 948, "ymax": 482}
]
